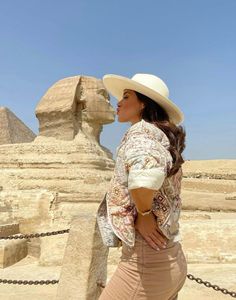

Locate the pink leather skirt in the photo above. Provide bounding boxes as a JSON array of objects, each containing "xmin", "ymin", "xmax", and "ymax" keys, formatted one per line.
[{"xmin": 99, "ymin": 230, "xmax": 187, "ymax": 300}]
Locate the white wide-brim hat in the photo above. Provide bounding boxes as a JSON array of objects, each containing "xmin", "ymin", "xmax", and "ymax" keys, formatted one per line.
[{"xmin": 102, "ymin": 73, "xmax": 184, "ymax": 125}]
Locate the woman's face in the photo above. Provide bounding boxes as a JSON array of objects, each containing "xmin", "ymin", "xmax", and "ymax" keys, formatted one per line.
[{"xmin": 116, "ymin": 89, "xmax": 144, "ymax": 124}]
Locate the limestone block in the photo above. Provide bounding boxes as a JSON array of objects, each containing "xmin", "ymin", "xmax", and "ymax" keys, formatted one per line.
[
  {"xmin": 0, "ymin": 190, "xmax": 57, "ymax": 228},
  {"xmin": 180, "ymin": 212, "xmax": 236, "ymax": 263},
  {"xmin": 181, "ymin": 190, "xmax": 236, "ymax": 212},
  {"xmin": 0, "ymin": 223, "xmax": 19, "ymax": 238},
  {"xmin": 39, "ymin": 234, "xmax": 68, "ymax": 266},
  {"xmin": 0, "ymin": 236, "xmax": 28, "ymax": 268},
  {"xmin": 182, "ymin": 178, "xmax": 236, "ymax": 194},
  {"xmin": 0, "ymin": 189, "xmax": 61, "ymax": 260},
  {"xmin": 56, "ymin": 214, "xmax": 108, "ymax": 300}
]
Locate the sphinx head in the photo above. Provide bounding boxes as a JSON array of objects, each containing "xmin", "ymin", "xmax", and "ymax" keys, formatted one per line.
[
  {"xmin": 35, "ymin": 75, "xmax": 116, "ymax": 141},
  {"xmin": 77, "ymin": 76, "xmax": 115, "ymax": 125}
]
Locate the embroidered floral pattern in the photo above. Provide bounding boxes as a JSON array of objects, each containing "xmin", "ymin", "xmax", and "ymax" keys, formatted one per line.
[
  {"xmin": 152, "ymin": 191, "xmax": 171, "ymax": 227},
  {"xmin": 105, "ymin": 119, "xmax": 183, "ymax": 247}
]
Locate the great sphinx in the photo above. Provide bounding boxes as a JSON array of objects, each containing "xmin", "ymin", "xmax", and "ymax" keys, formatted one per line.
[
  {"xmin": 35, "ymin": 75, "xmax": 115, "ymax": 145},
  {"xmin": 0, "ymin": 75, "xmax": 116, "ymax": 268}
]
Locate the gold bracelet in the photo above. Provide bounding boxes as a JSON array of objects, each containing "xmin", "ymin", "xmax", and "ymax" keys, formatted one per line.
[{"xmin": 136, "ymin": 207, "xmax": 152, "ymax": 216}]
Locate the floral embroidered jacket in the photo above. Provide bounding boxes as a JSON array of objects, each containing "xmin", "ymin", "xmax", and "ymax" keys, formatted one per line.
[{"xmin": 106, "ymin": 119, "xmax": 183, "ymax": 248}]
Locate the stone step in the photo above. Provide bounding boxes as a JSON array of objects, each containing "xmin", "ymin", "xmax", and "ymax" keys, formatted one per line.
[
  {"xmin": 181, "ymin": 190, "xmax": 236, "ymax": 212},
  {"xmin": 0, "ymin": 223, "xmax": 26, "ymax": 269},
  {"xmin": 0, "ymin": 234, "xmax": 28, "ymax": 268},
  {"xmin": 0, "ymin": 254, "xmax": 60, "ymax": 299},
  {"xmin": 182, "ymin": 177, "xmax": 236, "ymax": 193},
  {"xmin": 0, "ymin": 223, "xmax": 19, "ymax": 238}
]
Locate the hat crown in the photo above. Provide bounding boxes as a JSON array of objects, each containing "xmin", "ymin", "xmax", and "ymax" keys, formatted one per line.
[{"xmin": 131, "ymin": 73, "xmax": 169, "ymax": 99}]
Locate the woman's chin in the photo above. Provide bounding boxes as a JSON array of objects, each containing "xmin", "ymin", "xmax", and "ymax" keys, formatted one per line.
[{"xmin": 117, "ymin": 115, "xmax": 128, "ymax": 123}]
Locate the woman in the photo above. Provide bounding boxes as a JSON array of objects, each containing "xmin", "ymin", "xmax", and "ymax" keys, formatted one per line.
[{"xmin": 98, "ymin": 73, "xmax": 187, "ymax": 300}]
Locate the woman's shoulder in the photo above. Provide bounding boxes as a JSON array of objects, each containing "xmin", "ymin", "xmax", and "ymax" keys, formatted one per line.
[{"xmin": 126, "ymin": 119, "xmax": 170, "ymax": 148}]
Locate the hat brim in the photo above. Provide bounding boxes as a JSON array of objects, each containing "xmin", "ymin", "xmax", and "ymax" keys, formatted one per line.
[{"xmin": 102, "ymin": 74, "xmax": 184, "ymax": 125}]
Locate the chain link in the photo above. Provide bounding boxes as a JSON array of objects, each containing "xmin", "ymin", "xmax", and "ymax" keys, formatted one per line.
[
  {"xmin": 0, "ymin": 229, "xmax": 70, "ymax": 285},
  {"xmin": 0, "ymin": 229, "xmax": 69, "ymax": 240},
  {"xmin": 187, "ymin": 273, "xmax": 236, "ymax": 298},
  {"xmin": 0, "ymin": 279, "xmax": 59, "ymax": 285},
  {"xmin": 0, "ymin": 229, "xmax": 235, "ymax": 297}
]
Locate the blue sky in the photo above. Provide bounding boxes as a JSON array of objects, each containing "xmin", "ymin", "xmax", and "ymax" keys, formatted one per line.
[{"xmin": 0, "ymin": 0, "xmax": 235, "ymax": 160}]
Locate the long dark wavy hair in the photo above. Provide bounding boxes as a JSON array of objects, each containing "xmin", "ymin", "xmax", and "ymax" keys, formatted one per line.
[{"xmin": 135, "ymin": 91, "xmax": 186, "ymax": 177}]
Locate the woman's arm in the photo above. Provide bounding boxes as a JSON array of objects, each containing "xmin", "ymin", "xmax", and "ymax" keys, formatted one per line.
[
  {"xmin": 129, "ymin": 187, "xmax": 155, "ymax": 213},
  {"xmin": 130, "ymin": 187, "xmax": 168, "ymax": 250},
  {"xmin": 124, "ymin": 131, "xmax": 172, "ymax": 250}
]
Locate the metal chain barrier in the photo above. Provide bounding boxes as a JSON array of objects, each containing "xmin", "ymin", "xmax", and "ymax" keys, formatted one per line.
[
  {"xmin": 0, "ymin": 229, "xmax": 70, "ymax": 285},
  {"xmin": 187, "ymin": 274, "xmax": 236, "ymax": 298},
  {"xmin": 0, "ymin": 229, "xmax": 69, "ymax": 240},
  {"xmin": 0, "ymin": 279, "xmax": 58, "ymax": 285},
  {"xmin": 0, "ymin": 229, "xmax": 235, "ymax": 297}
]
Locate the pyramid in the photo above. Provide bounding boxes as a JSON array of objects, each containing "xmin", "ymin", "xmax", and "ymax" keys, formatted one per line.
[{"xmin": 0, "ymin": 106, "xmax": 36, "ymax": 145}]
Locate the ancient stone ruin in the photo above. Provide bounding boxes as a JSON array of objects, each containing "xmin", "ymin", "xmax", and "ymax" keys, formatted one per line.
[{"xmin": 0, "ymin": 75, "xmax": 235, "ymax": 300}]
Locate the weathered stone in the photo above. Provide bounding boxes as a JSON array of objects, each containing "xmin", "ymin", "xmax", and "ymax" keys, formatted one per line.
[
  {"xmin": 0, "ymin": 236, "xmax": 28, "ymax": 268},
  {"xmin": 0, "ymin": 75, "xmax": 235, "ymax": 299},
  {"xmin": 0, "ymin": 75, "xmax": 116, "ymax": 268},
  {"xmin": 180, "ymin": 212, "xmax": 236, "ymax": 263},
  {"xmin": 0, "ymin": 223, "xmax": 19, "ymax": 238},
  {"xmin": 56, "ymin": 215, "xmax": 108, "ymax": 300},
  {"xmin": 35, "ymin": 75, "xmax": 115, "ymax": 141}
]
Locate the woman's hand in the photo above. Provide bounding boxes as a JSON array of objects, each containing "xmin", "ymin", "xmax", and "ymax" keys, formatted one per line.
[{"xmin": 134, "ymin": 212, "xmax": 168, "ymax": 250}]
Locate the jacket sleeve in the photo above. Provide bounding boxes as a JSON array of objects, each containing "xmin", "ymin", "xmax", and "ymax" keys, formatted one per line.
[{"xmin": 124, "ymin": 131, "xmax": 172, "ymax": 190}]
